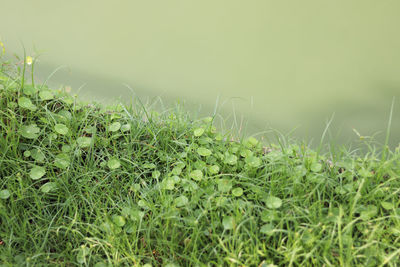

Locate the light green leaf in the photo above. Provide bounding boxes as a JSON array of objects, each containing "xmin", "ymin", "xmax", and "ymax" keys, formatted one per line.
[
  {"xmin": 171, "ymin": 166, "xmax": 182, "ymax": 175},
  {"xmin": 112, "ymin": 215, "xmax": 126, "ymax": 227},
  {"xmin": 143, "ymin": 163, "xmax": 156, "ymax": 169},
  {"xmin": 260, "ymin": 223, "xmax": 275, "ymax": 235},
  {"xmin": 20, "ymin": 124, "xmax": 40, "ymax": 139},
  {"xmin": 77, "ymin": 137, "xmax": 92, "ymax": 148},
  {"xmin": 0, "ymin": 189, "xmax": 10, "ymax": 199},
  {"xmin": 194, "ymin": 128, "xmax": 205, "ymax": 137},
  {"xmin": 310, "ymin": 162, "xmax": 322, "ymax": 172},
  {"xmin": 76, "ymin": 246, "xmax": 89, "ymax": 264},
  {"xmin": 208, "ymin": 165, "xmax": 220, "ymax": 175},
  {"xmin": 62, "ymin": 145, "xmax": 72, "ymax": 153},
  {"xmin": 39, "ymin": 90, "xmax": 54, "ymax": 100},
  {"xmin": 224, "ymin": 154, "xmax": 237, "ymax": 165},
  {"xmin": 360, "ymin": 205, "xmax": 378, "ymax": 220},
  {"xmin": 217, "ymin": 179, "xmax": 232, "ymax": 193},
  {"xmin": 107, "ymin": 158, "xmax": 121, "ymax": 169},
  {"xmin": 175, "ymin": 195, "xmax": 189, "ymax": 207},
  {"xmin": 222, "ymin": 216, "xmax": 235, "ymax": 230},
  {"xmin": 31, "ymin": 149, "xmax": 45, "ymax": 163},
  {"xmin": 381, "ymin": 201, "xmax": 394, "ymax": 210},
  {"xmin": 152, "ymin": 170, "xmax": 161, "ymax": 179},
  {"xmin": 197, "ymin": 147, "xmax": 211, "ymax": 157},
  {"xmin": 40, "ymin": 182, "xmax": 57, "ymax": 193},
  {"xmin": 162, "ymin": 177, "xmax": 175, "ymax": 190},
  {"xmin": 232, "ymin": 188, "xmax": 243, "ymax": 197},
  {"xmin": 18, "ymin": 97, "xmax": 37, "ymax": 111},
  {"xmin": 189, "ymin": 170, "xmax": 203, "ymax": 181},
  {"xmin": 265, "ymin": 196, "xmax": 282, "ymax": 209},
  {"xmin": 244, "ymin": 137, "xmax": 259, "ymax": 148},
  {"xmin": 121, "ymin": 123, "xmax": 131, "ymax": 132},
  {"xmin": 108, "ymin": 122, "xmax": 121, "ymax": 132},
  {"xmin": 22, "ymin": 84, "xmax": 38, "ymax": 95},
  {"xmin": 54, "ymin": 153, "xmax": 70, "ymax": 169},
  {"xmin": 245, "ymin": 156, "xmax": 262, "ymax": 168},
  {"xmin": 29, "ymin": 166, "xmax": 46, "ymax": 180},
  {"xmin": 122, "ymin": 207, "xmax": 144, "ymax": 221},
  {"xmin": 54, "ymin": 124, "xmax": 69, "ymax": 135},
  {"xmin": 358, "ymin": 168, "xmax": 373, "ymax": 178},
  {"xmin": 261, "ymin": 210, "xmax": 278, "ymax": 222}
]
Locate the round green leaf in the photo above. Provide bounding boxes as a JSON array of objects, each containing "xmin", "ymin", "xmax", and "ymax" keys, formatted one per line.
[
  {"xmin": 260, "ymin": 223, "xmax": 275, "ymax": 235},
  {"xmin": 77, "ymin": 137, "xmax": 92, "ymax": 148},
  {"xmin": 222, "ymin": 216, "xmax": 235, "ymax": 230},
  {"xmin": 310, "ymin": 162, "xmax": 322, "ymax": 173},
  {"xmin": 265, "ymin": 196, "xmax": 282, "ymax": 209},
  {"xmin": 20, "ymin": 124, "xmax": 40, "ymax": 139},
  {"xmin": 62, "ymin": 145, "xmax": 72, "ymax": 153},
  {"xmin": 143, "ymin": 163, "xmax": 156, "ymax": 169},
  {"xmin": 245, "ymin": 156, "xmax": 262, "ymax": 168},
  {"xmin": 121, "ymin": 123, "xmax": 131, "ymax": 132},
  {"xmin": 39, "ymin": 90, "xmax": 54, "ymax": 100},
  {"xmin": 54, "ymin": 154, "xmax": 70, "ymax": 169},
  {"xmin": 31, "ymin": 149, "xmax": 45, "ymax": 162},
  {"xmin": 76, "ymin": 246, "xmax": 89, "ymax": 264},
  {"xmin": 208, "ymin": 165, "xmax": 220, "ymax": 175},
  {"xmin": 40, "ymin": 182, "xmax": 57, "ymax": 193},
  {"xmin": 358, "ymin": 168, "xmax": 373, "ymax": 178},
  {"xmin": 29, "ymin": 166, "xmax": 46, "ymax": 180},
  {"xmin": 0, "ymin": 189, "xmax": 10, "ymax": 199},
  {"xmin": 261, "ymin": 210, "xmax": 279, "ymax": 222},
  {"xmin": 112, "ymin": 215, "xmax": 126, "ymax": 227},
  {"xmin": 360, "ymin": 205, "xmax": 378, "ymax": 220},
  {"xmin": 152, "ymin": 170, "xmax": 161, "ymax": 179},
  {"xmin": 108, "ymin": 122, "xmax": 121, "ymax": 132},
  {"xmin": 197, "ymin": 147, "xmax": 212, "ymax": 157},
  {"xmin": 54, "ymin": 124, "xmax": 69, "ymax": 135},
  {"xmin": 107, "ymin": 158, "xmax": 121, "ymax": 169},
  {"xmin": 22, "ymin": 84, "xmax": 38, "ymax": 95},
  {"xmin": 18, "ymin": 97, "xmax": 37, "ymax": 111},
  {"xmin": 194, "ymin": 128, "xmax": 205, "ymax": 137},
  {"xmin": 232, "ymin": 188, "xmax": 243, "ymax": 197},
  {"xmin": 189, "ymin": 170, "xmax": 203, "ymax": 181},
  {"xmin": 217, "ymin": 179, "xmax": 232, "ymax": 193},
  {"xmin": 162, "ymin": 178, "xmax": 175, "ymax": 190},
  {"xmin": 381, "ymin": 201, "xmax": 394, "ymax": 210},
  {"xmin": 174, "ymin": 195, "xmax": 189, "ymax": 207},
  {"xmin": 224, "ymin": 154, "xmax": 237, "ymax": 165},
  {"xmin": 244, "ymin": 137, "xmax": 259, "ymax": 148}
]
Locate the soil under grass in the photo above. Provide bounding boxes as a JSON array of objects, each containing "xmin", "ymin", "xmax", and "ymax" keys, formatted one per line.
[{"xmin": 1, "ymin": 59, "xmax": 400, "ymax": 266}]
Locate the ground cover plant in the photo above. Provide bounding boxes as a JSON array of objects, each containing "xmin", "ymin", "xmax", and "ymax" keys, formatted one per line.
[{"xmin": 1, "ymin": 55, "xmax": 400, "ymax": 266}]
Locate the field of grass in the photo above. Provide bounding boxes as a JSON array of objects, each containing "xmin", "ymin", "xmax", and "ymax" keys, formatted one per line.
[{"xmin": 1, "ymin": 55, "xmax": 400, "ymax": 266}]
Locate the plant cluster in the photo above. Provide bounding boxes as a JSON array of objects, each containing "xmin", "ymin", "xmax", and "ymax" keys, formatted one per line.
[{"xmin": 0, "ymin": 59, "xmax": 400, "ymax": 266}]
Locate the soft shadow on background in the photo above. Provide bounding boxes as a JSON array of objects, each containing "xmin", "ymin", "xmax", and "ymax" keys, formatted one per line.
[{"xmin": 1, "ymin": 0, "xmax": 399, "ymax": 146}]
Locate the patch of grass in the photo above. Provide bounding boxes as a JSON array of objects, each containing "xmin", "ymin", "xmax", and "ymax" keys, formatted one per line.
[{"xmin": 1, "ymin": 57, "xmax": 400, "ymax": 266}]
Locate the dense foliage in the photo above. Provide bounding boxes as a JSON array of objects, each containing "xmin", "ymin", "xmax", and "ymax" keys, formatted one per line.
[{"xmin": 1, "ymin": 59, "xmax": 400, "ymax": 266}]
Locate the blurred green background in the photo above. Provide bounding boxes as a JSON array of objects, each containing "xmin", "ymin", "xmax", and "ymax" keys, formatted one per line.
[{"xmin": 1, "ymin": 0, "xmax": 399, "ymax": 145}]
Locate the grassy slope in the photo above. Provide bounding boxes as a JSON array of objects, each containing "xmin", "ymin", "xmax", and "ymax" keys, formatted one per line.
[{"xmin": 0, "ymin": 59, "xmax": 400, "ymax": 267}]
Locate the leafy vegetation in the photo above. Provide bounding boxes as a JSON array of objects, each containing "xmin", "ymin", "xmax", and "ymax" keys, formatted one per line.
[{"xmin": 0, "ymin": 56, "xmax": 400, "ymax": 266}]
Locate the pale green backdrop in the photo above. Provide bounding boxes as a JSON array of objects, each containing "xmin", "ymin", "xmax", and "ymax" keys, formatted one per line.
[{"xmin": 1, "ymin": 0, "xmax": 399, "ymax": 145}]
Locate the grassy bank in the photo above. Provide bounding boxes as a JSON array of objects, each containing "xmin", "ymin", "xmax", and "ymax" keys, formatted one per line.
[{"xmin": 1, "ymin": 57, "xmax": 400, "ymax": 266}]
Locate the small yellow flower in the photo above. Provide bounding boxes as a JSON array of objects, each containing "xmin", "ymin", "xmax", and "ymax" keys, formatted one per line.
[
  {"xmin": 26, "ymin": 56, "xmax": 33, "ymax": 65},
  {"xmin": 0, "ymin": 41, "xmax": 5, "ymax": 56}
]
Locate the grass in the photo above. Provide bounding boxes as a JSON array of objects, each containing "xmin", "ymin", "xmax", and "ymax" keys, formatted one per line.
[{"xmin": 0, "ymin": 55, "xmax": 400, "ymax": 267}]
